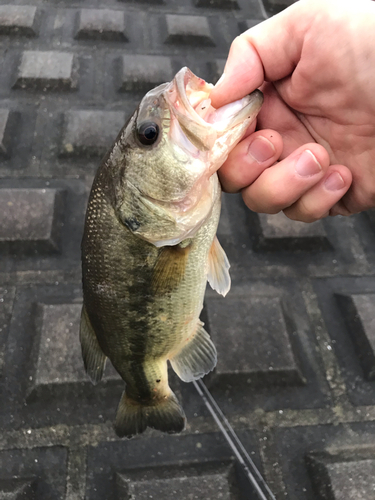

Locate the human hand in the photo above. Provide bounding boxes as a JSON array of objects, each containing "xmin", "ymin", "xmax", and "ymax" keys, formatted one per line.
[{"xmin": 210, "ymin": 0, "xmax": 375, "ymax": 221}]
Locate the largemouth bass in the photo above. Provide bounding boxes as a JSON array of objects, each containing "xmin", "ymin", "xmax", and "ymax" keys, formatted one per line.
[{"xmin": 80, "ymin": 67, "xmax": 263, "ymax": 438}]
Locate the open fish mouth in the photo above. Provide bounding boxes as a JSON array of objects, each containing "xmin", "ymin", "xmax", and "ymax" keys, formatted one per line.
[
  {"xmin": 165, "ymin": 67, "xmax": 263, "ymax": 155},
  {"xmin": 123, "ymin": 67, "xmax": 264, "ymax": 248}
]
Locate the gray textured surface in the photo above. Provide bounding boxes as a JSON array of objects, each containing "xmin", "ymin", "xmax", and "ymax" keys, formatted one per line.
[
  {"xmin": 60, "ymin": 110, "xmax": 126, "ymax": 157},
  {"xmin": 0, "ymin": 5, "xmax": 38, "ymax": 37},
  {"xmin": 0, "ymin": 109, "xmax": 18, "ymax": 158},
  {"xmin": 13, "ymin": 51, "xmax": 79, "ymax": 91},
  {"xmin": 1, "ymin": 0, "xmax": 375, "ymax": 499},
  {"xmin": 165, "ymin": 14, "xmax": 215, "ymax": 45},
  {"xmin": 0, "ymin": 188, "xmax": 64, "ymax": 254},
  {"xmin": 119, "ymin": 54, "xmax": 174, "ymax": 92},
  {"xmin": 307, "ymin": 453, "xmax": 375, "ymax": 500},
  {"xmin": 75, "ymin": 9, "xmax": 128, "ymax": 41}
]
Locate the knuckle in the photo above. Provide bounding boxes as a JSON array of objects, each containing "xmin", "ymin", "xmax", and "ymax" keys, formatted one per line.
[
  {"xmin": 284, "ymin": 199, "xmax": 323, "ymax": 223},
  {"xmin": 285, "ymin": 210, "xmax": 320, "ymax": 223},
  {"xmin": 242, "ymin": 188, "xmax": 281, "ymax": 214},
  {"xmin": 266, "ymin": 189, "xmax": 291, "ymax": 212},
  {"xmin": 242, "ymin": 196, "xmax": 258, "ymax": 213},
  {"xmin": 243, "ymin": 179, "xmax": 299, "ymax": 214}
]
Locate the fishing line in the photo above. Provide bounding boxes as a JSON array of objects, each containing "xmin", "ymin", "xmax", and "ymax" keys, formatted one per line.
[{"xmin": 193, "ymin": 379, "xmax": 276, "ymax": 500}]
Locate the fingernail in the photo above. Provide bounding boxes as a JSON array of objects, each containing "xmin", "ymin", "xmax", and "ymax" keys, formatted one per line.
[
  {"xmin": 295, "ymin": 150, "xmax": 322, "ymax": 177},
  {"xmin": 324, "ymin": 172, "xmax": 345, "ymax": 191},
  {"xmin": 215, "ymin": 72, "xmax": 225, "ymax": 87},
  {"xmin": 248, "ymin": 136, "xmax": 275, "ymax": 163}
]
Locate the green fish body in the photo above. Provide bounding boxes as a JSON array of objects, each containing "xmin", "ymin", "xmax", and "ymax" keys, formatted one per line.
[{"xmin": 80, "ymin": 68, "xmax": 263, "ymax": 438}]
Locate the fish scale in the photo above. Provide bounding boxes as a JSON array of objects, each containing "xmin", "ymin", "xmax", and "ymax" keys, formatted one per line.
[{"xmin": 80, "ymin": 67, "xmax": 263, "ymax": 438}]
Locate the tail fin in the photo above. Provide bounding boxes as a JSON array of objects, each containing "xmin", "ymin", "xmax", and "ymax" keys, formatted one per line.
[{"xmin": 114, "ymin": 390, "xmax": 186, "ymax": 439}]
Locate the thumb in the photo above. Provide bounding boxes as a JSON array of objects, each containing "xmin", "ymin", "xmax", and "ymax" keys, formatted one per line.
[{"xmin": 210, "ymin": 1, "xmax": 308, "ymax": 108}]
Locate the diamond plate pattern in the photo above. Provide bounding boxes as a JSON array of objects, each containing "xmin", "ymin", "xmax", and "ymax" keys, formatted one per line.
[
  {"xmin": 164, "ymin": 14, "xmax": 216, "ymax": 46},
  {"xmin": 0, "ymin": 109, "xmax": 18, "ymax": 159},
  {"xmin": 0, "ymin": 5, "xmax": 38, "ymax": 37},
  {"xmin": 119, "ymin": 54, "xmax": 174, "ymax": 93},
  {"xmin": 205, "ymin": 294, "xmax": 304, "ymax": 387},
  {"xmin": 60, "ymin": 110, "xmax": 126, "ymax": 158},
  {"xmin": 13, "ymin": 51, "xmax": 79, "ymax": 91},
  {"xmin": 307, "ymin": 452, "xmax": 375, "ymax": 500},
  {"xmin": 0, "ymin": 188, "xmax": 64, "ymax": 255},
  {"xmin": 75, "ymin": 9, "xmax": 128, "ymax": 42}
]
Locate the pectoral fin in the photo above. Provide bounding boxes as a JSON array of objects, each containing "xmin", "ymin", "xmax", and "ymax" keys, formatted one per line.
[
  {"xmin": 170, "ymin": 322, "xmax": 217, "ymax": 382},
  {"xmin": 79, "ymin": 305, "xmax": 107, "ymax": 385},
  {"xmin": 207, "ymin": 236, "xmax": 231, "ymax": 297},
  {"xmin": 152, "ymin": 243, "xmax": 191, "ymax": 294}
]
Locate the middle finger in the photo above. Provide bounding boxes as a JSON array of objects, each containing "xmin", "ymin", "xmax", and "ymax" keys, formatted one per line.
[{"xmin": 241, "ymin": 144, "xmax": 330, "ymax": 213}]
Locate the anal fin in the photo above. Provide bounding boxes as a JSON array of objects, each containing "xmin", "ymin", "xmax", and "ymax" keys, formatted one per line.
[
  {"xmin": 208, "ymin": 236, "xmax": 231, "ymax": 297},
  {"xmin": 170, "ymin": 322, "xmax": 217, "ymax": 382},
  {"xmin": 79, "ymin": 305, "xmax": 107, "ymax": 385}
]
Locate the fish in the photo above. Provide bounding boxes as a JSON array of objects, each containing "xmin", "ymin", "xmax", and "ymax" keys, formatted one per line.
[{"xmin": 80, "ymin": 67, "xmax": 263, "ymax": 438}]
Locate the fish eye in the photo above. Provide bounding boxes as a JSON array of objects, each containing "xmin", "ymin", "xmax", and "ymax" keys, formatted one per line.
[{"xmin": 137, "ymin": 121, "xmax": 160, "ymax": 146}]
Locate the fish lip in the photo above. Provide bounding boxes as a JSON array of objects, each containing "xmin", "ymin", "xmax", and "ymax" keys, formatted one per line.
[
  {"xmin": 166, "ymin": 67, "xmax": 264, "ymax": 147},
  {"xmin": 173, "ymin": 67, "xmax": 210, "ymax": 126}
]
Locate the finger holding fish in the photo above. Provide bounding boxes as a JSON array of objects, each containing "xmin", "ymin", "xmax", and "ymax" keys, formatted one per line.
[
  {"xmin": 218, "ymin": 129, "xmax": 283, "ymax": 193},
  {"xmin": 219, "ymin": 133, "xmax": 352, "ymax": 221}
]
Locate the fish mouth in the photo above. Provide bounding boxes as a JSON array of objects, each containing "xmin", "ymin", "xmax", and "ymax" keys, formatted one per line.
[
  {"xmin": 133, "ymin": 68, "xmax": 263, "ymax": 248},
  {"xmin": 165, "ymin": 67, "xmax": 263, "ymax": 154}
]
